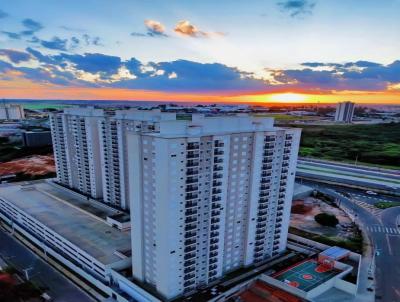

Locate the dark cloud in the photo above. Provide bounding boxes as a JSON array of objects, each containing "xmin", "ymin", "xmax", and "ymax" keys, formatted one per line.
[
  {"xmin": 278, "ymin": 0, "xmax": 316, "ymax": 17},
  {"xmin": 55, "ymin": 53, "xmax": 122, "ymax": 76},
  {"xmin": 1, "ymin": 31, "xmax": 21, "ymax": 40},
  {"xmin": 40, "ymin": 37, "xmax": 68, "ymax": 51},
  {"xmin": 0, "ymin": 49, "xmax": 32, "ymax": 63},
  {"xmin": 21, "ymin": 18, "xmax": 43, "ymax": 35},
  {"xmin": 0, "ymin": 9, "xmax": 9, "ymax": 19}
]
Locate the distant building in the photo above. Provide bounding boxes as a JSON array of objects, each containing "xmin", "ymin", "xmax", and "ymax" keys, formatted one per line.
[
  {"xmin": 22, "ymin": 130, "xmax": 52, "ymax": 147},
  {"xmin": 0, "ymin": 104, "xmax": 25, "ymax": 120},
  {"xmin": 334, "ymin": 101, "xmax": 355, "ymax": 123}
]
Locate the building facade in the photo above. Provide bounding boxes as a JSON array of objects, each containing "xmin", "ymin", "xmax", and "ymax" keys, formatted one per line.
[
  {"xmin": 334, "ymin": 101, "xmax": 355, "ymax": 123},
  {"xmin": 50, "ymin": 107, "xmax": 104, "ymax": 198},
  {"xmin": 50, "ymin": 108, "xmax": 176, "ymax": 210},
  {"xmin": 0, "ymin": 104, "xmax": 25, "ymax": 120},
  {"xmin": 128, "ymin": 114, "xmax": 301, "ymax": 299}
]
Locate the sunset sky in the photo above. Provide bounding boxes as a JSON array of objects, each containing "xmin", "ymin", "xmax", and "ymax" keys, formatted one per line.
[{"xmin": 0, "ymin": 0, "xmax": 400, "ymax": 104}]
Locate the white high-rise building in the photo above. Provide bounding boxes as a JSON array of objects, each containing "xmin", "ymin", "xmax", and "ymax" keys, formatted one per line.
[
  {"xmin": 50, "ymin": 107, "xmax": 177, "ymax": 209},
  {"xmin": 128, "ymin": 114, "xmax": 301, "ymax": 299},
  {"xmin": 98, "ymin": 109, "xmax": 176, "ymax": 210},
  {"xmin": 0, "ymin": 104, "xmax": 25, "ymax": 120},
  {"xmin": 50, "ymin": 107, "xmax": 104, "ymax": 198},
  {"xmin": 335, "ymin": 101, "xmax": 355, "ymax": 123}
]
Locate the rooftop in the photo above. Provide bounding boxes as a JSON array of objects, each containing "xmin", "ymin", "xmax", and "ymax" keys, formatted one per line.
[{"xmin": 0, "ymin": 180, "xmax": 131, "ymax": 265}]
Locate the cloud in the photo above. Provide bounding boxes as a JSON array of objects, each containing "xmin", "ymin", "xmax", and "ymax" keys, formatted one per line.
[
  {"xmin": 0, "ymin": 9, "xmax": 8, "ymax": 19},
  {"xmin": 1, "ymin": 31, "xmax": 21, "ymax": 40},
  {"xmin": 0, "ymin": 49, "xmax": 32, "ymax": 63},
  {"xmin": 278, "ymin": 0, "xmax": 316, "ymax": 17},
  {"xmin": 55, "ymin": 53, "xmax": 122, "ymax": 76},
  {"xmin": 131, "ymin": 19, "xmax": 168, "ymax": 37},
  {"xmin": 1, "ymin": 48, "xmax": 400, "ymax": 95},
  {"xmin": 40, "ymin": 37, "xmax": 68, "ymax": 51},
  {"xmin": 82, "ymin": 34, "xmax": 102, "ymax": 46},
  {"xmin": 174, "ymin": 20, "xmax": 224, "ymax": 38},
  {"xmin": 21, "ymin": 18, "xmax": 43, "ymax": 35},
  {"xmin": 144, "ymin": 19, "xmax": 167, "ymax": 36}
]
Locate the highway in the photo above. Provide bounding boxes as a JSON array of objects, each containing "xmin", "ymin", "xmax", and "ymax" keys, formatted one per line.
[
  {"xmin": 0, "ymin": 225, "xmax": 94, "ymax": 302},
  {"xmin": 301, "ymin": 179, "xmax": 400, "ymax": 302},
  {"xmin": 297, "ymin": 158, "xmax": 400, "ymax": 195}
]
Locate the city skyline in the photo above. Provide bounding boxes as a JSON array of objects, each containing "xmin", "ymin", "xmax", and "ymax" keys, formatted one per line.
[{"xmin": 1, "ymin": 1, "xmax": 400, "ymax": 104}]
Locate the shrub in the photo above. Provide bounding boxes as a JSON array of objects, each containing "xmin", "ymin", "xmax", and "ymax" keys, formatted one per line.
[{"xmin": 314, "ymin": 213, "xmax": 339, "ymax": 227}]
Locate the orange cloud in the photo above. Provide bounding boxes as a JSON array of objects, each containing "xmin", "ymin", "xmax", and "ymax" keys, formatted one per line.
[{"xmin": 174, "ymin": 20, "xmax": 224, "ymax": 38}]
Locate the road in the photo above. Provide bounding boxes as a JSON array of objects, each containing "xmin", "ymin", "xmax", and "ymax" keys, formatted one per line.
[
  {"xmin": 300, "ymin": 180, "xmax": 400, "ymax": 302},
  {"xmin": 297, "ymin": 158, "xmax": 400, "ymax": 195},
  {"xmin": 0, "ymin": 226, "xmax": 94, "ymax": 302}
]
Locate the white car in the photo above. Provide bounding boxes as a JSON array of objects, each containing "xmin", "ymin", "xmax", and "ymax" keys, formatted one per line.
[{"xmin": 366, "ymin": 190, "xmax": 377, "ymax": 195}]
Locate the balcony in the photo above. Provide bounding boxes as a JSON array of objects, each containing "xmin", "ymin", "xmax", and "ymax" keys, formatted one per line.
[
  {"xmin": 213, "ymin": 173, "xmax": 223, "ymax": 179},
  {"xmin": 215, "ymin": 142, "xmax": 224, "ymax": 148},
  {"xmin": 211, "ymin": 217, "xmax": 220, "ymax": 224},
  {"xmin": 185, "ymin": 201, "xmax": 198, "ymax": 208},
  {"xmin": 186, "ymin": 193, "xmax": 198, "ymax": 200},
  {"xmin": 184, "ymin": 253, "xmax": 196, "ymax": 260},
  {"xmin": 185, "ymin": 209, "xmax": 197, "ymax": 216},
  {"xmin": 185, "ymin": 217, "xmax": 197, "ymax": 225},
  {"xmin": 257, "ymin": 216, "xmax": 267, "ymax": 223},
  {"xmin": 258, "ymin": 209, "xmax": 267, "ymax": 216},
  {"xmin": 186, "ymin": 160, "xmax": 199, "ymax": 168},
  {"xmin": 186, "ymin": 185, "xmax": 199, "ymax": 192},
  {"xmin": 212, "ymin": 196, "xmax": 221, "ymax": 202},
  {"xmin": 184, "ymin": 266, "xmax": 195, "ymax": 274},
  {"xmin": 187, "ymin": 169, "xmax": 199, "ymax": 176},
  {"xmin": 184, "ymin": 232, "xmax": 196, "ymax": 239},
  {"xmin": 210, "ymin": 251, "xmax": 218, "ymax": 258},
  {"xmin": 209, "ymin": 264, "xmax": 218, "ymax": 271},
  {"xmin": 212, "ymin": 188, "xmax": 222, "ymax": 195},
  {"xmin": 186, "ymin": 177, "xmax": 198, "ymax": 184},
  {"xmin": 185, "ymin": 224, "xmax": 196, "ymax": 232},
  {"xmin": 258, "ymin": 204, "xmax": 268, "ymax": 210},
  {"xmin": 214, "ymin": 150, "xmax": 224, "ymax": 156},
  {"xmin": 185, "ymin": 238, "xmax": 196, "ymax": 246},
  {"xmin": 213, "ymin": 165, "xmax": 223, "ymax": 171},
  {"xmin": 209, "ymin": 244, "xmax": 218, "ymax": 251},
  {"xmin": 254, "ymin": 246, "xmax": 263, "ymax": 252},
  {"xmin": 210, "ymin": 231, "xmax": 219, "ymax": 238},
  {"xmin": 214, "ymin": 158, "xmax": 223, "ymax": 164},
  {"xmin": 209, "ymin": 257, "xmax": 218, "ymax": 264},
  {"xmin": 184, "ymin": 245, "xmax": 196, "ymax": 253},
  {"xmin": 210, "ymin": 238, "xmax": 219, "ymax": 244},
  {"xmin": 212, "ymin": 181, "xmax": 222, "ymax": 187},
  {"xmin": 212, "ymin": 203, "xmax": 220, "ymax": 210},
  {"xmin": 255, "ymin": 240, "xmax": 264, "ymax": 247},
  {"xmin": 187, "ymin": 152, "xmax": 199, "ymax": 159},
  {"xmin": 187, "ymin": 143, "xmax": 199, "ymax": 150},
  {"xmin": 211, "ymin": 210, "xmax": 220, "ymax": 217},
  {"xmin": 211, "ymin": 224, "xmax": 220, "ymax": 231}
]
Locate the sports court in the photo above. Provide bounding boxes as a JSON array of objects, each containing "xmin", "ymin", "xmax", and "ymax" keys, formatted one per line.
[{"xmin": 273, "ymin": 259, "xmax": 341, "ymax": 291}]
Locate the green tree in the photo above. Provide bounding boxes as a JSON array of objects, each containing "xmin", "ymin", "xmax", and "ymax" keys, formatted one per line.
[{"xmin": 314, "ymin": 213, "xmax": 339, "ymax": 227}]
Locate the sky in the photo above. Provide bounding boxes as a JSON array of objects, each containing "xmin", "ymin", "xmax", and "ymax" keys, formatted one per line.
[{"xmin": 0, "ymin": 0, "xmax": 400, "ymax": 104}]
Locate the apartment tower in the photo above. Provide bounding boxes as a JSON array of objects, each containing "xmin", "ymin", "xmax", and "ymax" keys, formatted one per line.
[
  {"xmin": 334, "ymin": 101, "xmax": 355, "ymax": 123},
  {"xmin": 128, "ymin": 114, "xmax": 301, "ymax": 299}
]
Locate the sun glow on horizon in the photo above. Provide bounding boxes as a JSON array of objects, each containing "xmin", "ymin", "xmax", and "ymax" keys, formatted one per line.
[{"xmin": 268, "ymin": 93, "xmax": 309, "ymax": 103}]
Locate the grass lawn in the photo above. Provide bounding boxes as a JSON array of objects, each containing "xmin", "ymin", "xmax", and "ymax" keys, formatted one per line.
[
  {"xmin": 296, "ymin": 123, "xmax": 400, "ymax": 169},
  {"xmin": 289, "ymin": 227, "xmax": 363, "ymax": 254},
  {"xmin": 374, "ymin": 202, "xmax": 400, "ymax": 209},
  {"xmin": 254, "ymin": 114, "xmax": 315, "ymax": 121}
]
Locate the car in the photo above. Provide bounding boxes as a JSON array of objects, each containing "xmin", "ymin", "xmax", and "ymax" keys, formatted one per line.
[{"xmin": 366, "ymin": 190, "xmax": 377, "ymax": 195}]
